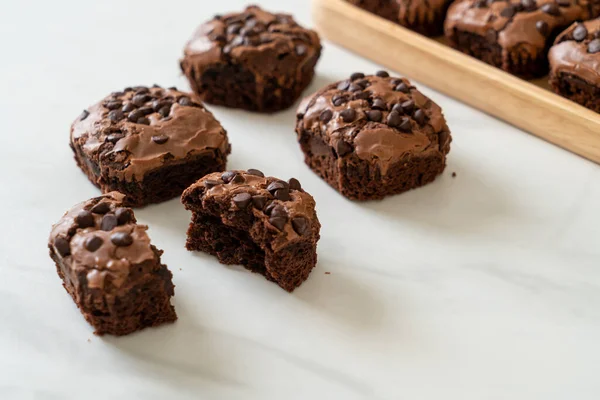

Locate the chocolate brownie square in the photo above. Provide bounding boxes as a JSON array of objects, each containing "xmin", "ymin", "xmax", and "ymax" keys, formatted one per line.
[
  {"xmin": 295, "ymin": 71, "xmax": 451, "ymax": 201},
  {"xmin": 444, "ymin": 0, "xmax": 600, "ymax": 78},
  {"xmin": 70, "ymin": 85, "xmax": 231, "ymax": 207},
  {"xmin": 181, "ymin": 170, "xmax": 321, "ymax": 292},
  {"xmin": 549, "ymin": 19, "xmax": 600, "ymax": 112},
  {"xmin": 180, "ymin": 6, "xmax": 322, "ymax": 112},
  {"xmin": 48, "ymin": 192, "xmax": 177, "ymax": 336}
]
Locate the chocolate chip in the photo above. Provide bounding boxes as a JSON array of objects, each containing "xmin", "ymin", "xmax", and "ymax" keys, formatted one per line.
[
  {"xmin": 413, "ymin": 109, "xmax": 426, "ymax": 125},
  {"xmin": 227, "ymin": 23, "xmax": 242, "ymax": 35},
  {"xmin": 54, "ymin": 237, "xmax": 71, "ymax": 257},
  {"xmin": 152, "ymin": 135, "xmax": 169, "ymax": 144},
  {"xmin": 337, "ymin": 80, "xmax": 350, "ymax": 91},
  {"xmin": 85, "ymin": 236, "xmax": 103, "ymax": 252},
  {"xmin": 204, "ymin": 179, "xmax": 223, "ymax": 189},
  {"xmin": 178, "ymin": 97, "xmax": 192, "ymax": 106},
  {"xmin": 541, "ymin": 2, "xmax": 560, "ymax": 15},
  {"xmin": 269, "ymin": 216, "xmax": 287, "ymax": 231},
  {"xmin": 137, "ymin": 106, "xmax": 153, "ymax": 115},
  {"xmin": 392, "ymin": 103, "xmax": 404, "ymax": 114},
  {"xmin": 247, "ymin": 169, "xmax": 264, "ymax": 177},
  {"xmin": 375, "ymin": 70, "xmax": 389, "ymax": 78},
  {"xmin": 588, "ymin": 39, "xmax": 600, "ymax": 53},
  {"xmin": 399, "ymin": 118, "xmax": 412, "ymax": 132},
  {"xmin": 340, "ymin": 108, "xmax": 356, "ymax": 122},
  {"xmin": 274, "ymin": 188, "xmax": 290, "ymax": 201},
  {"xmin": 573, "ymin": 24, "xmax": 588, "ymax": 41},
  {"xmin": 221, "ymin": 171, "xmax": 236, "ymax": 183},
  {"xmin": 319, "ymin": 109, "xmax": 333, "ymax": 123},
  {"xmin": 295, "ymin": 44, "xmax": 308, "ymax": 56},
  {"xmin": 372, "ymin": 98, "xmax": 387, "ymax": 110},
  {"xmin": 367, "ymin": 110, "xmax": 383, "ymax": 122},
  {"xmin": 76, "ymin": 211, "xmax": 95, "ymax": 229},
  {"xmin": 124, "ymin": 87, "xmax": 133, "ymax": 92},
  {"xmin": 101, "ymin": 214, "xmax": 118, "ymax": 231},
  {"xmin": 106, "ymin": 133, "xmax": 124, "ymax": 144},
  {"xmin": 79, "ymin": 110, "xmax": 90, "ymax": 121},
  {"xmin": 292, "ymin": 217, "xmax": 310, "ymax": 236},
  {"xmin": 350, "ymin": 72, "xmax": 365, "ymax": 81},
  {"xmin": 127, "ymin": 109, "xmax": 144, "ymax": 123},
  {"xmin": 353, "ymin": 91, "xmax": 370, "ymax": 100},
  {"xmin": 111, "ymin": 232, "xmax": 133, "ymax": 247},
  {"xmin": 387, "ymin": 111, "xmax": 402, "ymax": 127},
  {"xmin": 158, "ymin": 105, "xmax": 171, "ymax": 118},
  {"xmin": 500, "ymin": 5, "xmax": 516, "ymax": 17},
  {"xmin": 264, "ymin": 203, "xmax": 277, "ymax": 215},
  {"xmin": 134, "ymin": 87, "xmax": 149, "ymax": 94},
  {"xmin": 233, "ymin": 193, "xmax": 252, "ymax": 209},
  {"xmin": 355, "ymin": 79, "xmax": 369, "ymax": 89},
  {"xmin": 108, "ymin": 109, "xmax": 124, "ymax": 122},
  {"xmin": 267, "ymin": 181, "xmax": 288, "ymax": 195},
  {"xmin": 252, "ymin": 195, "xmax": 267, "ymax": 210},
  {"xmin": 401, "ymin": 100, "xmax": 415, "ymax": 114},
  {"xmin": 91, "ymin": 202, "xmax": 111, "ymax": 214},
  {"xmin": 270, "ymin": 205, "xmax": 287, "ymax": 218},
  {"xmin": 521, "ymin": 0, "xmax": 536, "ymax": 11},
  {"xmin": 213, "ymin": 34, "xmax": 227, "ymax": 43},
  {"xmin": 395, "ymin": 82, "xmax": 409, "ymax": 93},
  {"xmin": 115, "ymin": 208, "xmax": 133, "ymax": 225},
  {"xmin": 232, "ymin": 174, "xmax": 245, "ymax": 184},
  {"xmin": 132, "ymin": 94, "xmax": 150, "ymax": 107},
  {"xmin": 557, "ymin": 0, "xmax": 570, "ymax": 6},
  {"xmin": 106, "ymin": 101, "xmax": 122, "ymax": 110},
  {"xmin": 137, "ymin": 117, "xmax": 150, "ymax": 125},
  {"xmin": 474, "ymin": 0, "xmax": 487, "ymax": 7},
  {"xmin": 122, "ymin": 103, "xmax": 136, "ymax": 113},
  {"xmin": 288, "ymin": 178, "xmax": 302, "ymax": 191},
  {"xmin": 336, "ymin": 140, "xmax": 352, "ymax": 157},
  {"xmin": 244, "ymin": 36, "xmax": 260, "ymax": 46},
  {"xmin": 536, "ymin": 20, "xmax": 549, "ymax": 36},
  {"xmin": 348, "ymin": 83, "xmax": 362, "ymax": 92},
  {"xmin": 332, "ymin": 94, "xmax": 347, "ymax": 106}
]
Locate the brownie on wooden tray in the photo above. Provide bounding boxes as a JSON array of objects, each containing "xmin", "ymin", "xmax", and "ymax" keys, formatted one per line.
[
  {"xmin": 346, "ymin": 0, "xmax": 453, "ymax": 36},
  {"xmin": 182, "ymin": 170, "xmax": 321, "ymax": 292},
  {"xmin": 180, "ymin": 6, "xmax": 322, "ymax": 112},
  {"xmin": 444, "ymin": 0, "xmax": 600, "ymax": 78},
  {"xmin": 549, "ymin": 19, "xmax": 600, "ymax": 112},
  {"xmin": 295, "ymin": 71, "xmax": 452, "ymax": 201},
  {"xmin": 48, "ymin": 192, "xmax": 177, "ymax": 336},
  {"xmin": 70, "ymin": 85, "xmax": 231, "ymax": 207}
]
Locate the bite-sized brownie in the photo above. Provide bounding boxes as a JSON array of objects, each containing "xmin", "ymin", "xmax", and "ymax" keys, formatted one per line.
[
  {"xmin": 180, "ymin": 6, "xmax": 322, "ymax": 112},
  {"xmin": 181, "ymin": 170, "xmax": 321, "ymax": 292},
  {"xmin": 549, "ymin": 19, "xmax": 600, "ymax": 112},
  {"xmin": 346, "ymin": 0, "xmax": 453, "ymax": 36},
  {"xmin": 295, "ymin": 71, "xmax": 452, "ymax": 201},
  {"xmin": 48, "ymin": 192, "xmax": 177, "ymax": 336},
  {"xmin": 71, "ymin": 85, "xmax": 231, "ymax": 207},
  {"xmin": 444, "ymin": 0, "xmax": 600, "ymax": 78}
]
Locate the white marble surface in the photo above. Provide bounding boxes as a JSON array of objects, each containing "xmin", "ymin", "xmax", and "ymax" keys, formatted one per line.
[{"xmin": 1, "ymin": 0, "xmax": 600, "ymax": 398}]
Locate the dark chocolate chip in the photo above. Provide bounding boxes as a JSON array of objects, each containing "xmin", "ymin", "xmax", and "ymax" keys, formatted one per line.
[
  {"xmin": 152, "ymin": 135, "xmax": 169, "ymax": 144},
  {"xmin": 372, "ymin": 98, "xmax": 387, "ymax": 110},
  {"xmin": 85, "ymin": 236, "xmax": 103, "ymax": 252},
  {"xmin": 108, "ymin": 109, "xmax": 124, "ymax": 122},
  {"xmin": 375, "ymin": 70, "xmax": 389, "ymax": 78},
  {"xmin": 204, "ymin": 179, "xmax": 223, "ymax": 189},
  {"xmin": 588, "ymin": 39, "xmax": 600, "ymax": 53},
  {"xmin": 387, "ymin": 111, "xmax": 402, "ymax": 128},
  {"xmin": 336, "ymin": 140, "xmax": 352, "ymax": 157},
  {"xmin": 392, "ymin": 103, "xmax": 404, "ymax": 114},
  {"xmin": 115, "ymin": 208, "xmax": 133, "ymax": 225},
  {"xmin": 355, "ymin": 79, "xmax": 369, "ymax": 88},
  {"xmin": 233, "ymin": 193, "xmax": 252, "ymax": 209},
  {"xmin": 557, "ymin": 0, "xmax": 570, "ymax": 6},
  {"xmin": 111, "ymin": 232, "xmax": 133, "ymax": 247},
  {"xmin": 269, "ymin": 216, "xmax": 287, "ymax": 231},
  {"xmin": 337, "ymin": 80, "xmax": 351, "ymax": 91},
  {"xmin": 91, "ymin": 202, "xmax": 111, "ymax": 214},
  {"xmin": 132, "ymin": 94, "xmax": 150, "ymax": 107},
  {"xmin": 500, "ymin": 5, "xmax": 516, "ymax": 18},
  {"xmin": 79, "ymin": 110, "xmax": 90, "ymax": 121},
  {"xmin": 221, "ymin": 171, "xmax": 236, "ymax": 183},
  {"xmin": 536, "ymin": 20, "xmax": 549, "ymax": 36},
  {"xmin": 401, "ymin": 100, "xmax": 415, "ymax": 114},
  {"xmin": 367, "ymin": 110, "xmax": 383, "ymax": 122},
  {"xmin": 395, "ymin": 82, "xmax": 409, "ymax": 93},
  {"xmin": 267, "ymin": 181, "xmax": 288, "ymax": 195},
  {"xmin": 137, "ymin": 117, "xmax": 150, "ymax": 125},
  {"xmin": 332, "ymin": 94, "xmax": 347, "ymax": 106},
  {"xmin": 124, "ymin": 87, "xmax": 133, "ymax": 92},
  {"xmin": 252, "ymin": 195, "xmax": 267, "ymax": 210},
  {"xmin": 573, "ymin": 24, "xmax": 588, "ymax": 41},
  {"xmin": 231, "ymin": 174, "xmax": 245, "ymax": 184},
  {"xmin": 348, "ymin": 83, "xmax": 362, "ymax": 92},
  {"xmin": 122, "ymin": 103, "xmax": 136, "ymax": 113},
  {"xmin": 320, "ymin": 109, "xmax": 333, "ymax": 123},
  {"xmin": 101, "ymin": 214, "xmax": 118, "ymax": 231},
  {"xmin": 138, "ymin": 106, "xmax": 154, "ymax": 115},
  {"xmin": 247, "ymin": 169, "xmax": 264, "ymax": 177},
  {"xmin": 76, "ymin": 211, "xmax": 95, "ymax": 229},
  {"xmin": 106, "ymin": 133, "xmax": 124, "ymax": 144},
  {"xmin": 350, "ymin": 72, "xmax": 365, "ymax": 81},
  {"xmin": 353, "ymin": 91, "xmax": 370, "ymax": 100},
  {"xmin": 178, "ymin": 97, "xmax": 192, "ymax": 106},
  {"xmin": 106, "ymin": 101, "xmax": 122, "ymax": 110},
  {"xmin": 133, "ymin": 86, "xmax": 149, "ymax": 94},
  {"xmin": 292, "ymin": 217, "xmax": 310, "ymax": 236},
  {"xmin": 521, "ymin": 0, "xmax": 536, "ymax": 11},
  {"xmin": 213, "ymin": 34, "xmax": 227, "ymax": 43},
  {"xmin": 264, "ymin": 203, "xmax": 277, "ymax": 215},
  {"xmin": 541, "ymin": 2, "xmax": 560, "ymax": 15},
  {"xmin": 399, "ymin": 118, "xmax": 412, "ymax": 132},
  {"xmin": 158, "ymin": 105, "xmax": 171, "ymax": 118},
  {"xmin": 127, "ymin": 109, "xmax": 144, "ymax": 122},
  {"xmin": 274, "ymin": 188, "xmax": 290, "ymax": 201},
  {"xmin": 54, "ymin": 237, "xmax": 71, "ymax": 257},
  {"xmin": 288, "ymin": 178, "xmax": 302, "ymax": 191},
  {"xmin": 340, "ymin": 108, "xmax": 357, "ymax": 122},
  {"xmin": 413, "ymin": 109, "xmax": 426, "ymax": 125}
]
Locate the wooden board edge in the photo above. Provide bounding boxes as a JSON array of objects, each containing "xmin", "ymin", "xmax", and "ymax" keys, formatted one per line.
[{"xmin": 311, "ymin": 0, "xmax": 600, "ymax": 164}]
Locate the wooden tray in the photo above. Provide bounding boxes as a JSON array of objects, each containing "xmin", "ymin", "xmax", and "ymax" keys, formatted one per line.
[{"xmin": 312, "ymin": 0, "xmax": 600, "ymax": 164}]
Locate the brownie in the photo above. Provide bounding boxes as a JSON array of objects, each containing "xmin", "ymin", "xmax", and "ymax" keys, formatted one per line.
[
  {"xmin": 295, "ymin": 71, "xmax": 452, "ymax": 201},
  {"xmin": 48, "ymin": 192, "xmax": 177, "ymax": 336},
  {"xmin": 70, "ymin": 85, "xmax": 231, "ymax": 207},
  {"xmin": 346, "ymin": 0, "xmax": 453, "ymax": 36},
  {"xmin": 549, "ymin": 19, "xmax": 600, "ymax": 112},
  {"xmin": 180, "ymin": 6, "xmax": 322, "ymax": 112},
  {"xmin": 181, "ymin": 170, "xmax": 321, "ymax": 292},
  {"xmin": 444, "ymin": 0, "xmax": 600, "ymax": 78}
]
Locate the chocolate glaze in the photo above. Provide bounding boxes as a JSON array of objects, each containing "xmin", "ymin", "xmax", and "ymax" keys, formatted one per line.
[
  {"xmin": 296, "ymin": 75, "xmax": 451, "ymax": 175},
  {"xmin": 549, "ymin": 19, "xmax": 600, "ymax": 84},
  {"xmin": 71, "ymin": 86, "xmax": 230, "ymax": 182}
]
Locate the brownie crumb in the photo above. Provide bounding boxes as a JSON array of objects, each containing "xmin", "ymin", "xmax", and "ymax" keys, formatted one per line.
[{"xmin": 452, "ymin": 172, "xmax": 457, "ymax": 177}]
